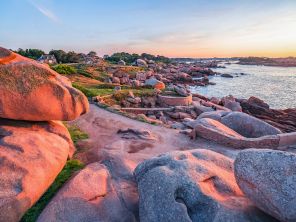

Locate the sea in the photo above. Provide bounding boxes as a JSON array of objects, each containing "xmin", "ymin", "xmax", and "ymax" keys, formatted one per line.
[{"xmin": 190, "ymin": 62, "xmax": 296, "ymax": 109}]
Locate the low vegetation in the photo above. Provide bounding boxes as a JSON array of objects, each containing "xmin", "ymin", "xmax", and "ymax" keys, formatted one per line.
[
  {"xmin": 73, "ymin": 83, "xmax": 114, "ymax": 97},
  {"xmin": 21, "ymin": 160, "xmax": 84, "ymax": 222},
  {"xmin": 51, "ymin": 64, "xmax": 77, "ymax": 75},
  {"xmin": 66, "ymin": 124, "xmax": 89, "ymax": 144},
  {"xmin": 21, "ymin": 125, "xmax": 89, "ymax": 222}
]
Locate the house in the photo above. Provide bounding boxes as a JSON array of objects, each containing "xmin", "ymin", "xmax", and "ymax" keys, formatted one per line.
[
  {"xmin": 37, "ymin": 54, "xmax": 57, "ymax": 64},
  {"xmin": 78, "ymin": 53, "xmax": 102, "ymax": 65}
]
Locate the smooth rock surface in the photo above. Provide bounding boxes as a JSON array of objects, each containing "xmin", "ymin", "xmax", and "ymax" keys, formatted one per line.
[
  {"xmin": 220, "ymin": 112, "xmax": 282, "ymax": 138},
  {"xmin": 38, "ymin": 156, "xmax": 139, "ymax": 222},
  {"xmin": 145, "ymin": 78, "xmax": 165, "ymax": 90},
  {"xmin": 0, "ymin": 47, "xmax": 89, "ymax": 121},
  {"xmin": 134, "ymin": 149, "xmax": 275, "ymax": 222},
  {"xmin": 235, "ymin": 149, "xmax": 296, "ymax": 222},
  {"xmin": 0, "ymin": 119, "xmax": 73, "ymax": 222},
  {"xmin": 198, "ymin": 111, "xmax": 281, "ymax": 138},
  {"xmin": 193, "ymin": 118, "xmax": 280, "ymax": 149}
]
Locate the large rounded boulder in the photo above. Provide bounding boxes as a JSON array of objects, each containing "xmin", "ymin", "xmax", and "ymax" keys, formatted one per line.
[
  {"xmin": 235, "ymin": 149, "xmax": 296, "ymax": 222},
  {"xmin": 0, "ymin": 118, "xmax": 74, "ymax": 222},
  {"xmin": 0, "ymin": 47, "xmax": 89, "ymax": 121},
  {"xmin": 134, "ymin": 149, "xmax": 276, "ymax": 222},
  {"xmin": 220, "ymin": 112, "xmax": 281, "ymax": 138}
]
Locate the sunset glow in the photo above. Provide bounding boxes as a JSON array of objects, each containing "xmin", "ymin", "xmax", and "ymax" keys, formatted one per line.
[{"xmin": 1, "ymin": 0, "xmax": 296, "ymax": 57}]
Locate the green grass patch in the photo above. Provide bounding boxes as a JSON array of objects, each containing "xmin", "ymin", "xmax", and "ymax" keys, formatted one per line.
[
  {"xmin": 95, "ymin": 71, "xmax": 109, "ymax": 82},
  {"xmin": 73, "ymin": 83, "xmax": 114, "ymax": 97},
  {"xmin": 21, "ymin": 125, "xmax": 89, "ymax": 221},
  {"xmin": 20, "ymin": 160, "xmax": 84, "ymax": 222},
  {"xmin": 51, "ymin": 64, "xmax": 77, "ymax": 75},
  {"xmin": 66, "ymin": 124, "xmax": 89, "ymax": 144}
]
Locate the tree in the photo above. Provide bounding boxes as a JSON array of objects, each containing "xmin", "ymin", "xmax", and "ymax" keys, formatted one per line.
[
  {"xmin": 49, "ymin": 50, "xmax": 67, "ymax": 63},
  {"xmin": 17, "ymin": 48, "xmax": 45, "ymax": 60},
  {"xmin": 87, "ymin": 51, "xmax": 97, "ymax": 57},
  {"xmin": 65, "ymin": 51, "xmax": 80, "ymax": 63}
]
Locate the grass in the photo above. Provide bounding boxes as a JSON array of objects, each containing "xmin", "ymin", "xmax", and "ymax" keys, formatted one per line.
[
  {"xmin": 95, "ymin": 71, "xmax": 109, "ymax": 82},
  {"xmin": 51, "ymin": 64, "xmax": 77, "ymax": 75},
  {"xmin": 20, "ymin": 160, "xmax": 84, "ymax": 222},
  {"xmin": 20, "ymin": 125, "xmax": 89, "ymax": 222},
  {"xmin": 72, "ymin": 83, "xmax": 114, "ymax": 97},
  {"xmin": 66, "ymin": 124, "xmax": 89, "ymax": 144}
]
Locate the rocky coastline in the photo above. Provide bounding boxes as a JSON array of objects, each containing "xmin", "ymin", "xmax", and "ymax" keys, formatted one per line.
[{"xmin": 1, "ymin": 46, "xmax": 296, "ymax": 222}]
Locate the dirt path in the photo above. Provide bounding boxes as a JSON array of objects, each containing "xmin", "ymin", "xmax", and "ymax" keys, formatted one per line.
[{"xmin": 70, "ymin": 104, "xmax": 240, "ymax": 165}]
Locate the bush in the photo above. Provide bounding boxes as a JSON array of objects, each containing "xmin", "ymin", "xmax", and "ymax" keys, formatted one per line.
[{"xmin": 52, "ymin": 64, "xmax": 77, "ymax": 75}]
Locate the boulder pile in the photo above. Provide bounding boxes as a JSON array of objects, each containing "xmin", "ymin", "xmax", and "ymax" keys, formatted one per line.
[
  {"xmin": 0, "ymin": 47, "xmax": 89, "ymax": 221},
  {"xmin": 240, "ymin": 96, "xmax": 296, "ymax": 133}
]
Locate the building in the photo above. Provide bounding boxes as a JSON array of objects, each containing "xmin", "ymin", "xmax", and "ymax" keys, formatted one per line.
[{"xmin": 37, "ymin": 54, "xmax": 57, "ymax": 64}]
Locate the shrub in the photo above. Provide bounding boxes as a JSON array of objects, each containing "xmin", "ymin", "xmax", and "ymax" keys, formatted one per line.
[{"xmin": 52, "ymin": 64, "xmax": 77, "ymax": 75}]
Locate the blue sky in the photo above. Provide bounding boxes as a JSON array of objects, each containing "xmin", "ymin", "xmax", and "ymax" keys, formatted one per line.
[{"xmin": 1, "ymin": 0, "xmax": 296, "ymax": 57}]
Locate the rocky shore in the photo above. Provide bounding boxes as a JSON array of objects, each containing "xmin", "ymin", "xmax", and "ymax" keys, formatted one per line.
[{"xmin": 1, "ymin": 46, "xmax": 296, "ymax": 222}]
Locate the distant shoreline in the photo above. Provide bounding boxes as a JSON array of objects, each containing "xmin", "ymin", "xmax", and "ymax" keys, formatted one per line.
[{"xmin": 237, "ymin": 57, "xmax": 296, "ymax": 67}]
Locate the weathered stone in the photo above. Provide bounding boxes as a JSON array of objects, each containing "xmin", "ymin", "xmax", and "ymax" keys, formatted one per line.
[
  {"xmin": 145, "ymin": 78, "xmax": 165, "ymax": 90},
  {"xmin": 117, "ymin": 128, "xmax": 156, "ymax": 140},
  {"xmin": 136, "ymin": 59, "xmax": 148, "ymax": 68},
  {"xmin": 192, "ymin": 118, "xmax": 280, "ymax": 149},
  {"xmin": 220, "ymin": 112, "xmax": 281, "ymax": 138},
  {"xmin": 241, "ymin": 97, "xmax": 296, "ymax": 133},
  {"xmin": 112, "ymin": 76, "xmax": 121, "ymax": 84},
  {"xmin": 221, "ymin": 73, "xmax": 233, "ymax": 78},
  {"xmin": 38, "ymin": 162, "xmax": 138, "ymax": 222},
  {"xmin": 134, "ymin": 149, "xmax": 275, "ymax": 222},
  {"xmin": 235, "ymin": 149, "xmax": 296, "ymax": 222},
  {"xmin": 0, "ymin": 47, "xmax": 89, "ymax": 121},
  {"xmin": 0, "ymin": 119, "xmax": 73, "ymax": 222}
]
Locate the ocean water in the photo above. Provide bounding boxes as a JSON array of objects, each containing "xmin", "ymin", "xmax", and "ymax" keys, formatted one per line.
[{"xmin": 190, "ymin": 62, "xmax": 296, "ymax": 109}]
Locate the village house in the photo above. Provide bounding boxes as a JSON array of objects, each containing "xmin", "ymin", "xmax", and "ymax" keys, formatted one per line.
[{"xmin": 37, "ymin": 54, "xmax": 57, "ymax": 64}]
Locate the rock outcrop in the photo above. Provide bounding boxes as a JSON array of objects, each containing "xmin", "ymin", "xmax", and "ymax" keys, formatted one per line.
[
  {"xmin": 192, "ymin": 111, "xmax": 286, "ymax": 149},
  {"xmin": 134, "ymin": 149, "xmax": 275, "ymax": 222},
  {"xmin": 145, "ymin": 78, "xmax": 165, "ymax": 90},
  {"xmin": 219, "ymin": 112, "xmax": 281, "ymax": 138},
  {"xmin": 192, "ymin": 118, "xmax": 281, "ymax": 149},
  {"xmin": 0, "ymin": 46, "xmax": 89, "ymax": 221},
  {"xmin": 38, "ymin": 154, "xmax": 139, "ymax": 222},
  {"xmin": 0, "ymin": 47, "xmax": 89, "ymax": 121},
  {"xmin": 0, "ymin": 119, "xmax": 74, "ymax": 222},
  {"xmin": 240, "ymin": 97, "xmax": 296, "ymax": 133},
  {"xmin": 235, "ymin": 149, "xmax": 296, "ymax": 222}
]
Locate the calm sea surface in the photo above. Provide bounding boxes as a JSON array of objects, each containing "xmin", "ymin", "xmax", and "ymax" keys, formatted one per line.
[{"xmin": 190, "ymin": 62, "xmax": 296, "ymax": 109}]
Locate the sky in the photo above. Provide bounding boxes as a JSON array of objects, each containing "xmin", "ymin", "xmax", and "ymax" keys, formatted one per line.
[{"xmin": 1, "ymin": 0, "xmax": 296, "ymax": 58}]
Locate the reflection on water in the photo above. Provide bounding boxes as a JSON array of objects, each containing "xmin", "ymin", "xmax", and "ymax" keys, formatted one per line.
[{"xmin": 190, "ymin": 63, "xmax": 296, "ymax": 109}]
